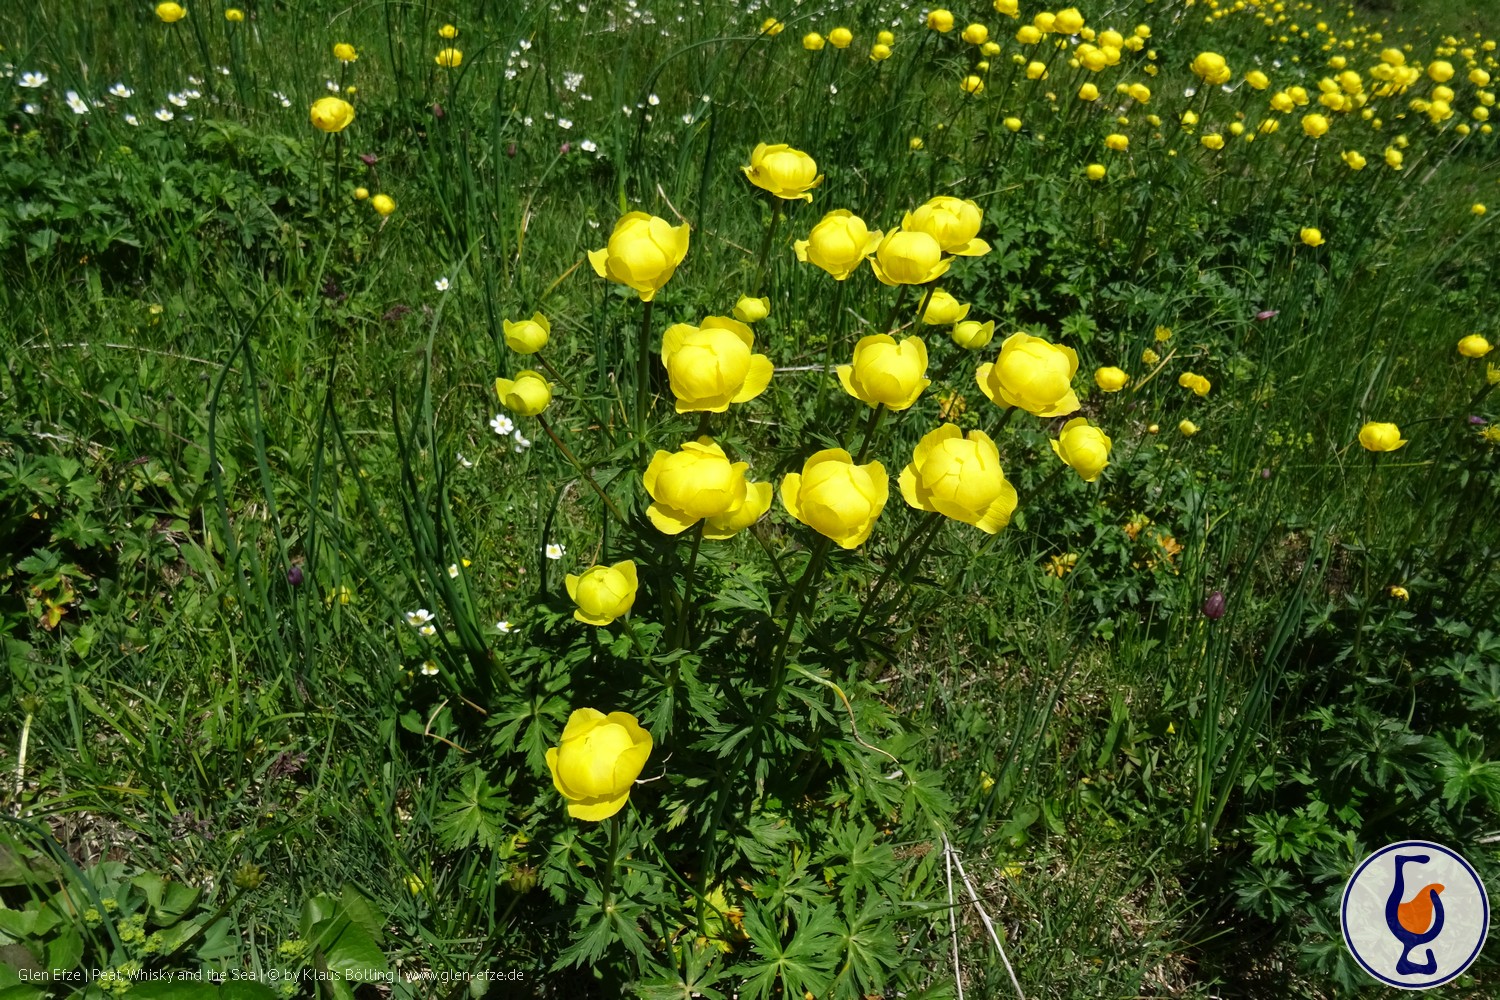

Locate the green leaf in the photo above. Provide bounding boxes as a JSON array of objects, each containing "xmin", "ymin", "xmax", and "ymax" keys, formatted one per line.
[{"xmin": 433, "ymin": 768, "xmax": 511, "ymax": 851}]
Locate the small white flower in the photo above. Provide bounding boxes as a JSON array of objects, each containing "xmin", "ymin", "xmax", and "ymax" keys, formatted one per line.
[
  {"xmin": 420, "ymin": 660, "xmax": 440, "ymax": 676},
  {"xmin": 701, "ymin": 94, "xmax": 711, "ymax": 103},
  {"xmin": 648, "ymin": 93, "xmax": 660, "ymax": 106},
  {"xmin": 188, "ymin": 75, "xmax": 203, "ymax": 85},
  {"xmin": 829, "ymin": 84, "xmax": 838, "ymax": 96},
  {"xmin": 419, "ymin": 624, "xmax": 437, "ymax": 636},
  {"xmin": 457, "ymin": 452, "xmax": 474, "ymax": 469},
  {"xmin": 519, "ymin": 39, "xmax": 532, "ymax": 50},
  {"xmin": 435, "ymin": 276, "xmax": 450, "ymax": 291},
  {"xmin": 326, "ymin": 79, "xmax": 340, "ymax": 92},
  {"xmin": 545, "ymin": 543, "xmax": 565, "ymax": 560},
  {"xmin": 168, "ymin": 92, "xmax": 188, "ymax": 108},
  {"xmin": 579, "ymin": 93, "xmax": 592, "ymax": 102},
  {"xmin": 185, "ymin": 88, "xmax": 201, "ymax": 100},
  {"xmin": 123, "ymin": 113, "xmax": 139, "ymax": 125},
  {"xmin": 405, "ymin": 608, "xmax": 435, "ymax": 627},
  {"xmin": 19, "ymin": 72, "xmax": 47, "ymax": 88},
  {"xmin": 496, "ymin": 620, "xmax": 514, "ymax": 633},
  {"xmin": 1183, "ymin": 87, "xmax": 1197, "ymax": 98},
  {"xmin": 23, "ymin": 103, "xmax": 40, "ymax": 114},
  {"xmin": 279, "ymin": 96, "xmax": 292, "ymax": 108},
  {"xmin": 563, "ymin": 71, "xmax": 584, "ymax": 91},
  {"xmin": 109, "ymin": 83, "xmax": 134, "ymax": 98},
  {"xmin": 490, "ymin": 414, "xmax": 515, "ymax": 436},
  {"xmin": 505, "ymin": 69, "xmax": 518, "ymax": 80},
  {"xmin": 519, "ymin": 59, "xmax": 530, "ymax": 69},
  {"xmin": 218, "ymin": 65, "xmax": 232, "ymax": 76},
  {"xmin": 447, "ymin": 563, "xmax": 461, "ymax": 578},
  {"xmin": 524, "ymin": 115, "xmax": 534, "ymax": 127},
  {"xmin": 513, "ymin": 430, "xmax": 532, "ymax": 452},
  {"xmin": 581, "ymin": 138, "xmax": 597, "ymax": 152},
  {"xmin": 558, "ymin": 117, "xmax": 573, "ymax": 130},
  {"xmin": 622, "ymin": 104, "xmax": 632, "ymax": 116},
  {"xmin": 681, "ymin": 113, "xmax": 693, "ymax": 125},
  {"xmin": 587, "ymin": 218, "xmax": 601, "ymax": 228},
  {"xmin": 66, "ymin": 91, "xmax": 89, "ymax": 114}
]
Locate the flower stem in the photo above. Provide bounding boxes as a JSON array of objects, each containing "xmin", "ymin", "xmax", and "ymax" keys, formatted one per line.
[
  {"xmin": 671, "ymin": 522, "xmax": 705, "ymax": 651},
  {"xmin": 854, "ymin": 405, "xmax": 885, "ymax": 464},
  {"xmin": 854, "ymin": 512, "xmax": 941, "ymax": 633},
  {"xmin": 537, "ymin": 415, "xmax": 629, "ymax": 526},
  {"xmin": 753, "ymin": 198, "xmax": 784, "ymax": 296},
  {"xmin": 635, "ymin": 297, "xmax": 655, "ymax": 443}
]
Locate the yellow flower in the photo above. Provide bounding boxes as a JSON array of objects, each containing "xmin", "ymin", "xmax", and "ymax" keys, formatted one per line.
[
  {"xmin": 927, "ymin": 9, "xmax": 955, "ymax": 32},
  {"xmin": 1201, "ymin": 133, "xmax": 1225, "ymax": 150},
  {"xmin": 837, "ymin": 335, "xmax": 931, "ymax": 410},
  {"xmin": 1385, "ymin": 146, "xmax": 1404, "ymax": 170},
  {"xmin": 1302, "ymin": 113, "xmax": 1329, "ymax": 137},
  {"xmin": 435, "ymin": 48, "xmax": 463, "ymax": 68},
  {"xmin": 439, "ymin": 23, "xmax": 458, "ymax": 39},
  {"xmin": 976, "ymin": 332, "xmax": 1080, "ymax": 417},
  {"xmin": 1025, "ymin": 60, "xmax": 1047, "ymax": 80},
  {"xmin": 1246, "ymin": 70, "xmax": 1270, "ymax": 90},
  {"xmin": 503, "ymin": 313, "xmax": 551, "ymax": 355},
  {"xmin": 903, "ymin": 196, "xmax": 991, "ymax": 257},
  {"xmin": 794, "ymin": 210, "xmax": 882, "ymax": 281},
  {"xmin": 781, "ymin": 450, "xmax": 888, "ymax": 549},
  {"xmin": 565, "ymin": 562, "xmax": 639, "ymax": 626},
  {"xmin": 1358, "ymin": 421, "xmax": 1407, "ymax": 452},
  {"xmin": 353, "ymin": 186, "xmax": 369, "ymax": 200},
  {"xmin": 703, "ymin": 481, "xmax": 774, "ymax": 540},
  {"xmin": 961, "ymin": 75, "xmax": 985, "ymax": 95},
  {"xmin": 1178, "ymin": 419, "xmax": 1199, "ymax": 437},
  {"xmin": 225, "ymin": 8, "xmax": 244, "ymax": 21},
  {"xmin": 1105, "ymin": 133, "xmax": 1129, "ymax": 152},
  {"xmin": 921, "ymin": 289, "xmax": 970, "ymax": 326},
  {"xmin": 829, "ymin": 27, "xmax": 853, "ymax": 49},
  {"xmin": 1177, "ymin": 372, "xmax": 1211, "ymax": 397},
  {"xmin": 1005, "ymin": 117, "xmax": 1023, "ymax": 132},
  {"xmin": 371, "ymin": 193, "xmax": 395, "ymax": 216},
  {"xmin": 1054, "ymin": 7, "xmax": 1084, "ymax": 33},
  {"xmin": 733, "ymin": 295, "xmax": 770, "ymax": 323},
  {"xmin": 899, "ymin": 424, "xmax": 1017, "ymax": 533},
  {"xmin": 742, "ymin": 143, "xmax": 823, "ymax": 202},
  {"xmin": 1300, "ymin": 227, "xmax": 1325, "ymax": 247},
  {"xmin": 803, "ymin": 32, "xmax": 825, "ymax": 51},
  {"xmin": 869, "ymin": 229, "xmax": 951, "ymax": 286},
  {"xmin": 871, "ymin": 43, "xmax": 893, "ymax": 62},
  {"xmin": 494, "ymin": 370, "xmax": 553, "ymax": 416},
  {"xmin": 962, "ymin": 23, "xmax": 990, "ymax": 46},
  {"xmin": 587, "ymin": 212, "xmax": 691, "ymax": 302},
  {"xmin": 1388, "ymin": 585, "xmax": 1410, "ymax": 601},
  {"xmin": 1079, "ymin": 83, "xmax": 1100, "ymax": 102},
  {"xmin": 1429, "ymin": 61, "xmax": 1455, "ymax": 83},
  {"xmin": 545, "ymin": 709, "xmax": 652, "ymax": 821},
  {"xmin": 1191, "ymin": 51, "xmax": 1231, "ymax": 86},
  {"xmin": 309, "ymin": 97, "xmax": 355, "ymax": 133},
  {"xmin": 1044, "ymin": 553, "xmax": 1078, "ymax": 577},
  {"xmin": 994, "ymin": 0, "xmax": 1019, "ymax": 15},
  {"xmin": 642, "ymin": 438, "xmax": 751, "ymax": 535},
  {"xmin": 878, "ymin": 31, "xmax": 895, "ymax": 45},
  {"xmin": 661, "ymin": 316, "xmax": 773, "ymax": 413},
  {"xmin": 760, "ymin": 18, "xmax": 784, "ymax": 36},
  {"xmin": 1342, "ymin": 150, "xmax": 1367, "ymax": 170},
  {"xmin": 1474, "ymin": 204, "xmax": 1488, "ymax": 216},
  {"xmin": 1051, "ymin": 418, "xmax": 1112, "ymax": 482},
  {"xmin": 155, "ymin": 2, "xmax": 186, "ymax": 23},
  {"xmin": 952, "ymin": 320, "xmax": 996, "ymax": 350},
  {"xmin": 1457, "ymin": 334, "xmax": 1493, "ymax": 358},
  {"xmin": 1094, "ymin": 366, "xmax": 1129, "ymax": 392},
  {"xmin": 1141, "ymin": 347, "xmax": 1160, "ymax": 365},
  {"xmin": 333, "ymin": 42, "xmax": 358, "ymax": 63},
  {"xmin": 908, "ymin": 136, "xmax": 924, "ymax": 149},
  {"xmin": 1086, "ymin": 163, "xmax": 1106, "ymax": 181}
]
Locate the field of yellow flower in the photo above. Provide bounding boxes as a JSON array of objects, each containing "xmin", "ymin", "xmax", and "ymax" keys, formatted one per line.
[{"xmin": 2, "ymin": 1, "xmax": 1499, "ymax": 996}]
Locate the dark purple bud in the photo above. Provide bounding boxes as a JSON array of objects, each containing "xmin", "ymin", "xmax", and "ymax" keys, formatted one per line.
[
  {"xmin": 1261, "ymin": 468, "xmax": 1272, "ymax": 479},
  {"xmin": 506, "ymin": 142, "xmax": 517, "ymax": 157},
  {"xmin": 431, "ymin": 102, "xmax": 445, "ymax": 119},
  {"xmin": 1469, "ymin": 415, "xmax": 1487, "ymax": 425},
  {"xmin": 287, "ymin": 565, "xmax": 304, "ymax": 586},
  {"xmin": 559, "ymin": 142, "xmax": 571, "ymax": 154},
  {"xmin": 1255, "ymin": 310, "xmax": 1279, "ymax": 321},
  {"xmin": 1203, "ymin": 591, "xmax": 1226, "ymax": 620},
  {"xmin": 358, "ymin": 152, "xmax": 379, "ymax": 166}
]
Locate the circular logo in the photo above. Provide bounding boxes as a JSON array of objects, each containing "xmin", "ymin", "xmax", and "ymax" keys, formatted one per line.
[{"xmin": 1342, "ymin": 840, "xmax": 1489, "ymax": 989}]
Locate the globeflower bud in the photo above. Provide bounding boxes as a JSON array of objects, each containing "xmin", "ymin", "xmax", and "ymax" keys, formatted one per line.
[
  {"xmin": 1191, "ymin": 51, "xmax": 1231, "ymax": 86},
  {"xmin": 1300, "ymin": 227, "xmax": 1325, "ymax": 247},
  {"xmin": 899, "ymin": 424, "xmax": 1017, "ymax": 533},
  {"xmin": 333, "ymin": 42, "xmax": 358, "ymax": 62},
  {"xmin": 837, "ymin": 335, "xmax": 931, "ymax": 411},
  {"xmin": 503, "ymin": 313, "xmax": 551, "ymax": 354},
  {"xmin": 952, "ymin": 320, "xmax": 996, "ymax": 350},
  {"xmin": 155, "ymin": 2, "xmax": 186, "ymax": 23},
  {"xmin": 803, "ymin": 32, "xmax": 825, "ymax": 51},
  {"xmin": 1051, "ymin": 418, "xmax": 1113, "ymax": 482},
  {"xmin": 976, "ymin": 332, "xmax": 1081, "ymax": 417},
  {"xmin": 962, "ymin": 24, "xmax": 990, "ymax": 46},
  {"xmin": 494, "ymin": 370, "xmax": 553, "ymax": 416},
  {"xmin": 1302, "ymin": 113, "xmax": 1329, "ymax": 137},
  {"xmin": 742, "ymin": 143, "xmax": 824, "ymax": 201},
  {"xmin": 869, "ymin": 229, "xmax": 951, "ymax": 286},
  {"xmin": 225, "ymin": 8, "xmax": 244, "ymax": 21},
  {"xmin": 565, "ymin": 561, "xmax": 639, "ymax": 626},
  {"xmin": 1457, "ymin": 334, "xmax": 1492, "ymax": 358},
  {"xmin": 733, "ymin": 295, "xmax": 770, "ymax": 323},
  {"xmin": 587, "ymin": 212, "xmax": 691, "ymax": 302},
  {"xmin": 781, "ymin": 449, "xmax": 888, "ymax": 549},
  {"xmin": 661, "ymin": 316, "xmax": 773, "ymax": 413},
  {"xmin": 927, "ymin": 9, "xmax": 955, "ymax": 32},
  {"xmin": 921, "ymin": 289, "xmax": 970, "ymax": 326},
  {"xmin": 794, "ymin": 210, "xmax": 882, "ymax": 281},
  {"xmin": 1094, "ymin": 366, "xmax": 1129, "ymax": 392},
  {"xmin": 310, "ymin": 97, "xmax": 355, "ymax": 133},
  {"xmin": 1178, "ymin": 419, "xmax": 1200, "ymax": 437},
  {"xmin": 642, "ymin": 438, "xmax": 751, "ymax": 535},
  {"xmin": 1358, "ymin": 421, "xmax": 1407, "ymax": 452},
  {"xmin": 545, "ymin": 709, "xmax": 652, "ymax": 821},
  {"xmin": 435, "ymin": 48, "xmax": 463, "ymax": 68},
  {"xmin": 371, "ymin": 193, "xmax": 396, "ymax": 216},
  {"xmin": 829, "ymin": 27, "xmax": 853, "ymax": 49}
]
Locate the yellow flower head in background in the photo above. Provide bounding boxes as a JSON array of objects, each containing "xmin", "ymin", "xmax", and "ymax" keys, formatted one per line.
[
  {"xmin": 310, "ymin": 97, "xmax": 355, "ymax": 133},
  {"xmin": 1086, "ymin": 163, "xmax": 1106, "ymax": 181},
  {"xmin": 494, "ymin": 370, "xmax": 553, "ymax": 416},
  {"xmin": 333, "ymin": 42, "xmax": 358, "ymax": 63},
  {"xmin": 803, "ymin": 32, "xmax": 826, "ymax": 51},
  {"xmin": 1178, "ymin": 419, "xmax": 1200, "ymax": 437},
  {"xmin": 927, "ymin": 9, "xmax": 955, "ymax": 32},
  {"xmin": 661, "ymin": 316, "xmax": 773, "ymax": 413},
  {"xmin": 1358, "ymin": 421, "xmax": 1407, "ymax": 452},
  {"xmin": 1094, "ymin": 366, "xmax": 1130, "ymax": 392},
  {"xmin": 1342, "ymin": 150, "xmax": 1367, "ymax": 170},
  {"xmin": 371, "ymin": 193, "xmax": 395, "ymax": 216},
  {"xmin": 921, "ymin": 289, "xmax": 970, "ymax": 326},
  {"xmin": 643, "ymin": 438, "xmax": 751, "ymax": 535},
  {"xmin": 961, "ymin": 75, "xmax": 985, "ymax": 95},
  {"xmin": 977, "ymin": 332, "xmax": 1080, "ymax": 417},
  {"xmin": 1457, "ymin": 334, "xmax": 1493, "ymax": 358},
  {"xmin": 871, "ymin": 43, "xmax": 893, "ymax": 62},
  {"xmin": 545, "ymin": 709, "xmax": 652, "ymax": 821},
  {"xmin": 869, "ymin": 229, "xmax": 951, "ymax": 286},
  {"xmin": 587, "ymin": 212, "xmax": 691, "ymax": 301},
  {"xmin": 829, "ymin": 27, "xmax": 853, "ymax": 49},
  {"xmin": 503, "ymin": 313, "xmax": 551, "ymax": 355},
  {"xmin": 760, "ymin": 18, "xmax": 784, "ymax": 36},
  {"xmin": 225, "ymin": 7, "xmax": 244, "ymax": 21},
  {"xmin": 1178, "ymin": 372, "xmax": 1211, "ymax": 397},
  {"xmin": 795, "ymin": 210, "xmax": 882, "ymax": 280},
  {"xmin": 904, "ymin": 196, "xmax": 991, "ymax": 257},
  {"xmin": 837, "ymin": 334, "xmax": 931, "ymax": 410},
  {"xmin": 963, "ymin": 24, "xmax": 990, "ymax": 46},
  {"xmin": 439, "ymin": 24, "xmax": 458, "ymax": 39},
  {"xmin": 155, "ymin": 2, "xmax": 186, "ymax": 23},
  {"xmin": 1051, "ymin": 418, "xmax": 1113, "ymax": 482},
  {"xmin": 1302, "ymin": 113, "xmax": 1329, "ymax": 137},
  {"xmin": 742, "ymin": 143, "xmax": 824, "ymax": 201},
  {"xmin": 565, "ymin": 562, "xmax": 639, "ymax": 626},
  {"xmin": 994, "ymin": 0, "xmax": 1019, "ymax": 16},
  {"xmin": 781, "ymin": 450, "xmax": 888, "ymax": 549},
  {"xmin": 1191, "ymin": 51, "xmax": 1231, "ymax": 86},
  {"xmin": 1300, "ymin": 227, "xmax": 1325, "ymax": 247},
  {"xmin": 900, "ymin": 424, "xmax": 1017, "ymax": 533},
  {"xmin": 732, "ymin": 295, "xmax": 770, "ymax": 323},
  {"xmin": 435, "ymin": 48, "xmax": 463, "ymax": 68}
]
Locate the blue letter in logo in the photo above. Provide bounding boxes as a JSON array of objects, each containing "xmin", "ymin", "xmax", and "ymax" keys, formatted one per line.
[{"xmin": 1385, "ymin": 854, "xmax": 1446, "ymax": 977}]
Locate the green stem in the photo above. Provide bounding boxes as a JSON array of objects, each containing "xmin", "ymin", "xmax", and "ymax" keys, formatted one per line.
[
  {"xmin": 536, "ymin": 415, "xmax": 630, "ymax": 526},
  {"xmin": 753, "ymin": 198, "xmax": 784, "ymax": 296},
  {"xmin": 672, "ymin": 522, "xmax": 705, "ymax": 650},
  {"xmin": 853, "ymin": 404, "xmax": 885, "ymax": 464},
  {"xmin": 635, "ymin": 297, "xmax": 655, "ymax": 442},
  {"xmin": 881, "ymin": 284, "xmax": 913, "ymax": 336},
  {"xmin": 854, "ymin": 511, "xmax": 941, "ymax": 633}
]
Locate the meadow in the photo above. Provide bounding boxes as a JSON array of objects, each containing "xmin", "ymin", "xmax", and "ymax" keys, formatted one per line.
[{"xmin": 2, "ymin": 0, "xmax": 1499, "ymax": 997}]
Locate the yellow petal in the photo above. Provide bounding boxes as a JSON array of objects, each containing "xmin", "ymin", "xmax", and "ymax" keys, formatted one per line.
[
  {"xmin": 567, "ymin": 789, "xmax": 631, "ymax": 821},
  {"xmin": 732, "ymin": 354, "xmax": 774, "ymax": 403},
  {"xmin": 647, "ymin": 502, "xmax": 698, "ymax": 535},
  {"xmin": 587, "ymin": 248, "xmax": 610, "ymax": 278}
]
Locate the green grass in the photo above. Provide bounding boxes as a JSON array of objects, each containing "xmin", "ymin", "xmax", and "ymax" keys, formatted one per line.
[{"xmin": 3, "ymin": 1, "xmax": 1500, "ymax": 997}]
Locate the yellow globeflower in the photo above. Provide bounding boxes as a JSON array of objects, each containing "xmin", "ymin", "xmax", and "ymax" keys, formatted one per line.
[
  {"xmin": 899, "ymin": 424, "xmax": 1017, "ymax": 533},
  {"xmin": 1105, "ymin": 133, "xmax": 1130, "ymax": 151},
  {"xmin": 225, "ymin": 8, "xmax": 244, "ymax": 21},
  {"xmin": 1300, "ymin": 227, "xmax": 1325, "ymax": 247},
  {"xmin": 794, "ymin": 210, "xmax": 881, "ymax": 280},
  {"xmin": 565, "ymin": 562, "xmax": 639, "ymax": 626},
  {"xmin": 642, "ymin": 438, "xmax": 751, "ymax": 535},
  {"xmin": 660, "ymin": 316, "xmax": 773, "ymax": 413},
  {"xmin": 836, "ymin": 335, "xmax": 931, "ymax": 410},
  {"xmin": 732, "ymin": 295, "xmax": 770, "ymax": 323},
  {"xmin": 1086, "ymin": 163, "xmax": 1107, "ymax": 180},
  {"xmin": 435, "ymin": 48, "xmax": 463, "ymax": 68},
  {"xmin": 1429, "ymin": 60, "xmax": 1455, "ymax": 83},
  {"xmin": 353, "ymin": 187, "xmax": 369, "ymax": 202},
  {"xmin": 1094, "ymin": 366, "xmax": 1129, "ymax": 391},
  {"xmin": 503, "ymin": 313, "xmax": 551, "ymax": 354},
  {"xmin": 1051, "ymin": 418, "xmax": 1113, "ymax": 482},
  {"xmin": 438, "ymin": 24, "xmax": 458, "ymax": 39},
  {"xmin": 310, "ymin": 97, "xmax": 355, "ymax": 132},
  {"xmin": 1005, "ymin": 117, "xmax": 1023, "ymax": 132},
  {"xmin": 994, "ymin": 0, "xmax": 1019, "ymax": 16},
  {"xmin": 952, "ymin": 320, "xmax": 996, "ymax": 350},
  {"xmin": 904, "ymin": 196, "xmax": 991, "ymax": 256},
  {"xmin": 704, "ymin": 481, "xmax": 774, "ymax": 540},
  {"xmin": 1457, "ymin": 335, "xmax": 1492, "ymax": 358},
  {"xmin": 155, "ymin": 2, "xmax": 186, "ymax": 22},
  {"xmin": 871, "ymin": 44, "xmax": 893, "ymax": 62},
  {"xmin": 961, "ymin": 75, "xmax": 985, "ymax": 95},
  {"xmin": 877, "ymin": 31, "xmax": 894, "ymax": 45},
  {"xmin": 781, "ymin": 450, "xmax": 888, "ymax": 549},
  {"xmin": 1201, "ymin": 133, "xmax": 1226, "ymax": 150},
  {"xmin": 1054, "ymin": 7, "xmax": 1084, "ymax": 33},
  {"xmin": 494, "ymin": 370, "xmax": 553, "ymax": 416},
  {"xmin": 829, "ymin": 27, "xmax": 853, "ymax": 49},
  {"xmin": 962, "ymin": 24, "xmax": 990, "ymax": 46},
  {"xmin": 1385, "ymin": 146, "xmax": 1404, "ymax": 170},
  {"xmin": 371, "ymin": 193, "xmax": 395, "ymax": 216},
  {"xmin": 921, "ymin": 289, "xmax": 970, "ymax": 326},
  {"xmin": 587, "ymin": 212, "xmax": 691, "ymax": 301},
  {"xmin": 1302, "ymin": 113, "xmax": 1329, "ymax": 137},
  {"xmin": 760, "ymin": 18, "xmax": 784, "ymax": 36},
  {"xmin": 1178, "ymin": 419, "xmax": 1200, "ymax": 437},
  {"xmin": 1191, "ymin": 51, "xmax": 1231, "ymax": 85},
  {"xmin": 927, "ymin": 9, "xmax": 955, "ymax": 32},
  {"xmin": 742, "ymin": 143, "xmax": 824, "ymax": 202},
  {"xmin": 976, "ymin": 332, "xmax": 1080, "ymax": 416},
  {"xmin": 803, "ymin": 32, "xmax": 826, "ymax": 51},
  {"xmin": 1342, "ymin": 150, "xmax": 1367, "ymax": 170},
  {"xmin": 545, "ymin": 709, "xmax": 652, "ymax": 821},
  {"xmin": 333, "ymin": 42, "xmax": 358, "ymax": 63},
  {"xmin": 1246, "ymin": 70, "xmax": 1271, "ymax": 90},
  {"xmin": 1358, "ymin": 421, "xmax": 1407, "ymax": 452},
  {"xmin": 869, "ymin": 229, "xmax": 951, "ymax": 286},
  {"xmin": 1177, "ymin": 372, "xmax": 1211, "ymax": 397}
]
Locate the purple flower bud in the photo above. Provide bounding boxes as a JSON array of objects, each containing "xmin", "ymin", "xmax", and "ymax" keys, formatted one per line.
[
  {"xmin": 287, "ymin": 565, "xmax": 304, "ymax": 586},
  {"xmin": 1470, "ymin": 415, "xmax": 1487, "ymax": 425},
  {"xmin": 1203, "ymin": 591, "xmax": 1226, "ymax": 620},
  {"xmin": 431, "ymin": 102, "xmax": 445, "ymax": 119},
  {"xmin": 506, "ymin": 142, "xmax": 517, "ymax": 158},
  {"xmin": 358, "ymin": 152, "xmax": 379, "ymax": 166},
  {"xmin": 559, "ymin": 142, "xmax": 571, "ymax": 154},
  {"xmin": 1261, "ymin": 468, "xmax": 1272, "ymax": 479},
  {"xmin": 1255, "ymin": 310, "xmax": 1279, "ymax": 321}
]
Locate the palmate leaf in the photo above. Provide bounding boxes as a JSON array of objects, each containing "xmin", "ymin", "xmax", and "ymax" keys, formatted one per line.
[
  {"xmin": 433, "ymin": 768, "xmax": 510, "ymax": 851},
  {"xmin": 633, "ymin": 940, "xmax": 728, "ymax": 1000},
  {"xmin": 830, "ymin": 898, "xmax": 902, "ymax": 1000},
  {"xmin": 730, "ymin": 899, "xmax": 840, "ymax": 1000}
]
